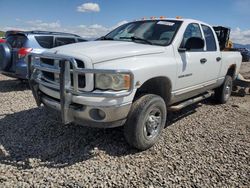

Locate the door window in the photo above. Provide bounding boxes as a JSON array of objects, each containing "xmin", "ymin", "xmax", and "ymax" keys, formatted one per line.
[
  {"xmin": 181, "ymin": 23, "xmax": 203, "ymax": 50},
  {"xmin": 201, "ymin": 25, "xmax": 217, "ymax": 51}
]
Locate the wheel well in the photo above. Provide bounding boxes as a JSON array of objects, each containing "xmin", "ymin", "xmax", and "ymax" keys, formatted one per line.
[
  {"xmin": 227, "ymin": 64, "xmax": 236, "ymax": 78},
  {"xmin": 134, "ymin": 77, "xmax": 172, "ymax": 105}
]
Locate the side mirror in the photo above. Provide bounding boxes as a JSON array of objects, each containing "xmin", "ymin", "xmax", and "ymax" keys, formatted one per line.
[{"xmin": 178, "ymin": 37, "xmax": 204, "ymax": 52}]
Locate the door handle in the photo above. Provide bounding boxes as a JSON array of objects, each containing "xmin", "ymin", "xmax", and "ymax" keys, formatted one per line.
[
  {"xmin": 216, "ymin": 57, "xmax": 222, "ymax": 62},
  {"xmin": 200, "ymin": 58, "xmax": 207, "ymax": 64}
]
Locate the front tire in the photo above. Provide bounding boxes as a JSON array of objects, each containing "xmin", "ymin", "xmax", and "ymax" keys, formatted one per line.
[
  {"xmin": 214, "ymin": 75, "xmax": 233, "ymax": 104},
  {"xmin": 124, "ymin": 94, "xmax": 167, "ymax": 150}
]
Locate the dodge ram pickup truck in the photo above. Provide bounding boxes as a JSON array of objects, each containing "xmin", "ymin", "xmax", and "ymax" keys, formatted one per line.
[{"xmin": 28, "ymin": 18, "xmax": 242, "ymax": 150}]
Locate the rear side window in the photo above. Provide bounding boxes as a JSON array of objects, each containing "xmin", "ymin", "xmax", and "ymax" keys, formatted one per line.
[
  {"xmin": 201, "ymin": 25, "xmax": 217, "ymax": 51},
  {"xmin": 54, "ymin": 37, "xmax": 76, "ymax": 47},
  {"xmin": 6, "ymin": 35, "xmax": 27, "ymax": 48},
  {"xmin": 35, "ymin": 36, "xmax": 54, "ymax": 48}
]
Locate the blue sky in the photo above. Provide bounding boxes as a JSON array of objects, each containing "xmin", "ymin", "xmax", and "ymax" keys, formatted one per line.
[{"xmin": 0, "ymin": 0, "xmax": 250, "ymax": 44}]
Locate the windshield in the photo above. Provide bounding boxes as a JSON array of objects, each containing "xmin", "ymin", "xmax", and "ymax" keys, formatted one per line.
[{"xmin": 104, "ymin": 20, "xmax": 182, "ymax": 46}]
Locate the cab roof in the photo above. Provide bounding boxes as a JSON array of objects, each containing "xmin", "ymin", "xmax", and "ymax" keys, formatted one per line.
[{"xmin": 133, "ymin": 18, "xmax": 210, "ymax": 26}]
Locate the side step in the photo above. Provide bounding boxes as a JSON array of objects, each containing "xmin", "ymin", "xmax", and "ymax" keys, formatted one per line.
[{"xmin": 169, "ymin": 91, "xmax": 214, "ymax": 112}]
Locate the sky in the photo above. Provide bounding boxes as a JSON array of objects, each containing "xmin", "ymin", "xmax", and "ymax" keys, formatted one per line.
[{"xmin": 0, "ymin": 0, "xmax": 250, "ymax": 44}]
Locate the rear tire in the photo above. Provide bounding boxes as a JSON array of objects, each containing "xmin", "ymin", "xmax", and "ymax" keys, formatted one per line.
[
  {"xmin": 124, "ymin": 94, "xmax": 167, "ymax": 150},
  {"xmin": 214, "ymin": 75, "xmax": 233, "ymax": 104}
]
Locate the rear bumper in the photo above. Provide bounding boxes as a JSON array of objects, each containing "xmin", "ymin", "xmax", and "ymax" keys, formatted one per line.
[
  {"xmin": 0, "ymin": 61, "xmax": 27, "ymax": 79},
  {"xmin": 0, "ymin": 69, "xmax": 27, "ymax": 79}
]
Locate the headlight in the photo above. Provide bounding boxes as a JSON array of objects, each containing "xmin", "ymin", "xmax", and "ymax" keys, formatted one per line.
[{"xmin": 95, "ymin": 73, "xmax": 131, "ymax": 91}]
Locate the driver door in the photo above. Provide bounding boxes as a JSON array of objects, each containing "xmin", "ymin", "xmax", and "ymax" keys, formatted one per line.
[{"xmin": 175, "ymin": 23, "xmax": 207, "ymax": 94}]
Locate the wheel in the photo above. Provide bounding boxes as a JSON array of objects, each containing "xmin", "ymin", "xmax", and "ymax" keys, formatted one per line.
[
  {"xmin": 124, "ymin": 94, "xmax": 167, "ymax": 150},
  {"xmin": 238, "ymin": 88, "xmax": 246, "ymax": 97},
  {"xmin": 214, "ymin": 75, "xmax": 233, "ymax": 104}
]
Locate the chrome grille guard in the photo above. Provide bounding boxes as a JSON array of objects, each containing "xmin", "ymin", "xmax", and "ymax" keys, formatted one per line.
[{"xmin": 27, "ymin": 53, "xmax": 134, "ymax": 124}]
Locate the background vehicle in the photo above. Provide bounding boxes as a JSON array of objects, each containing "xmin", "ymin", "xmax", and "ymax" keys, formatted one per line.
[
  {"xmin": 0, "ymin": 31, "xmax": 87, "ymax": 79},
  {"xmin": 28, "ymin": 18, "xmax": 242, "ymax": 150},
  {"xmin": 235, "ymin": 48, "xmax": 249, "ymax": 62}
]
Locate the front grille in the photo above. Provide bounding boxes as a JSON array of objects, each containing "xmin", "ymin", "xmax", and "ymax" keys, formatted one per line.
[
  {"xmin": 41, "ymin": 58, "xmax": 54, "ymax": 66},
  {"xmin": 43, "ymin": 72, "xmax": 54, "ymax": 81},
  {"xmin": 40, "ymin": 58, "xmax": 86, "ymax": 89}
]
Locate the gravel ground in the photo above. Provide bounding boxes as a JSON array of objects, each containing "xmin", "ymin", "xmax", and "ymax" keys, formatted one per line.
[
  {"xmin": 0, "ymin": 63, "xmax": 250, "ymax": 187},
  {"xmin": 241, "ymin": 61, "xmax": 250, "ymax": 79}
]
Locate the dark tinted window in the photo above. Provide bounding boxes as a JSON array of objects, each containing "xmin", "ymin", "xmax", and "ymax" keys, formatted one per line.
[
  {"xmin": 6, "ymin": 34, "xmax": 27, "ymax": 48},
  {"xmin": 77, "ymin": 38, "xmax": 87, "ymax": 42},
  {"xmin": 181, "ymin": 23, "xmax": 203, "ymax": 49},
  {"xmin": 35, "ymin": 36, "xmax": 54, "ymax": 48},
  {"xmin": 54, "ymin": 37, "xmax": 76, "ymax": 47},
  {"xmin": 202, "ymin": 25, "xmax": 217, "ymax": 51}
]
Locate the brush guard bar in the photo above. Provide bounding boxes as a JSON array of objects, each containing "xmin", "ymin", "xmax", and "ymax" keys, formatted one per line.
[{"xmin": 27, "ymin": 53, "xmax": 134, "ymax": 124}]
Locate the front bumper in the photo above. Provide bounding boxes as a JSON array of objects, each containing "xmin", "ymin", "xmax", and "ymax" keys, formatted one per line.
[
  {"xmin": 27, "ymin": 53, "xmax": 134, "ymax": 127},
  {"xmin": 41, "ymin": 93, "xmax": 131, "ymax": 127}
]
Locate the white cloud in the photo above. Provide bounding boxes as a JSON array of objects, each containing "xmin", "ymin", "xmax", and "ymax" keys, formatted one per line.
[
  {"xmin": 77, "ymin": 3, "xmax": 100, "ymax": 13},
  {"xmin": 75, "ymin": 24, "xmax": 109, "ymax": 38},
  {"xmin": 231, "ymin": 27, "xmax": 250, "ymax": 45},
  {"xmin": 26, "ymin": 20, "xmax": 61, "ymax": 30}
]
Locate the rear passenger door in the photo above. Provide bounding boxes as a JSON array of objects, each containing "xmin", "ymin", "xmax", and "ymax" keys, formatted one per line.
[
  {"xmin": 200, "ymin": 25, "xmax": 221, "ymax": 84},
  {"xmin": 54, "ymin": 37, "xmax": 76, "ymax": 47}
]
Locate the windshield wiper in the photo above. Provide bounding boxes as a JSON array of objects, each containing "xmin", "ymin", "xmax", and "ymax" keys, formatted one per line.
[{"xmin": 120, "ymin": 36, "xmax": 152, "ymax": 45}]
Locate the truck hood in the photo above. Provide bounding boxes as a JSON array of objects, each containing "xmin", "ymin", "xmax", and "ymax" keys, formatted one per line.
[{"xmin": 47, "ymin": 41, "xmax": 165, "ymax": 64}]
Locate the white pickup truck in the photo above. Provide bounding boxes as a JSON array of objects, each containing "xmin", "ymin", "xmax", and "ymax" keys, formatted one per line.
[{"xmin": 28, "ymin": 18, "xmax": 242, "ymax": 150}]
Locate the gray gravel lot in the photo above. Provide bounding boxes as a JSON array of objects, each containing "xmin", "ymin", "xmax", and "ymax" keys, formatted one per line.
[{"xmin": 0, "ymin": 63, "xmax": 250, "ymax": 187}]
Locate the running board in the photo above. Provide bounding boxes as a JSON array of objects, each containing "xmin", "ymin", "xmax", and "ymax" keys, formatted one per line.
[{"xmin": 169, "ymin": 91, "xmax": 214, "ymax": 111}]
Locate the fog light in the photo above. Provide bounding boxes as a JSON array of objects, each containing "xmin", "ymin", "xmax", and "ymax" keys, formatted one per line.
[
  {"xmin": 98, "ymin": 109, "xmax": 106, "ymax": 119},
  {"xmin": 89, "ymin": 108, "xmax": 106, "ymax": 121}
]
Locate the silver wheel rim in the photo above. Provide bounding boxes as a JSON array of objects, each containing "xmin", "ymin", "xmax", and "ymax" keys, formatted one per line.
[
  {"xmin": 224, "ymin": 80, "xmax": 232, "ymax": 100},
  {"xmin": 143, "ymin": 107, "xmax": 162, "ymax": 140}
]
